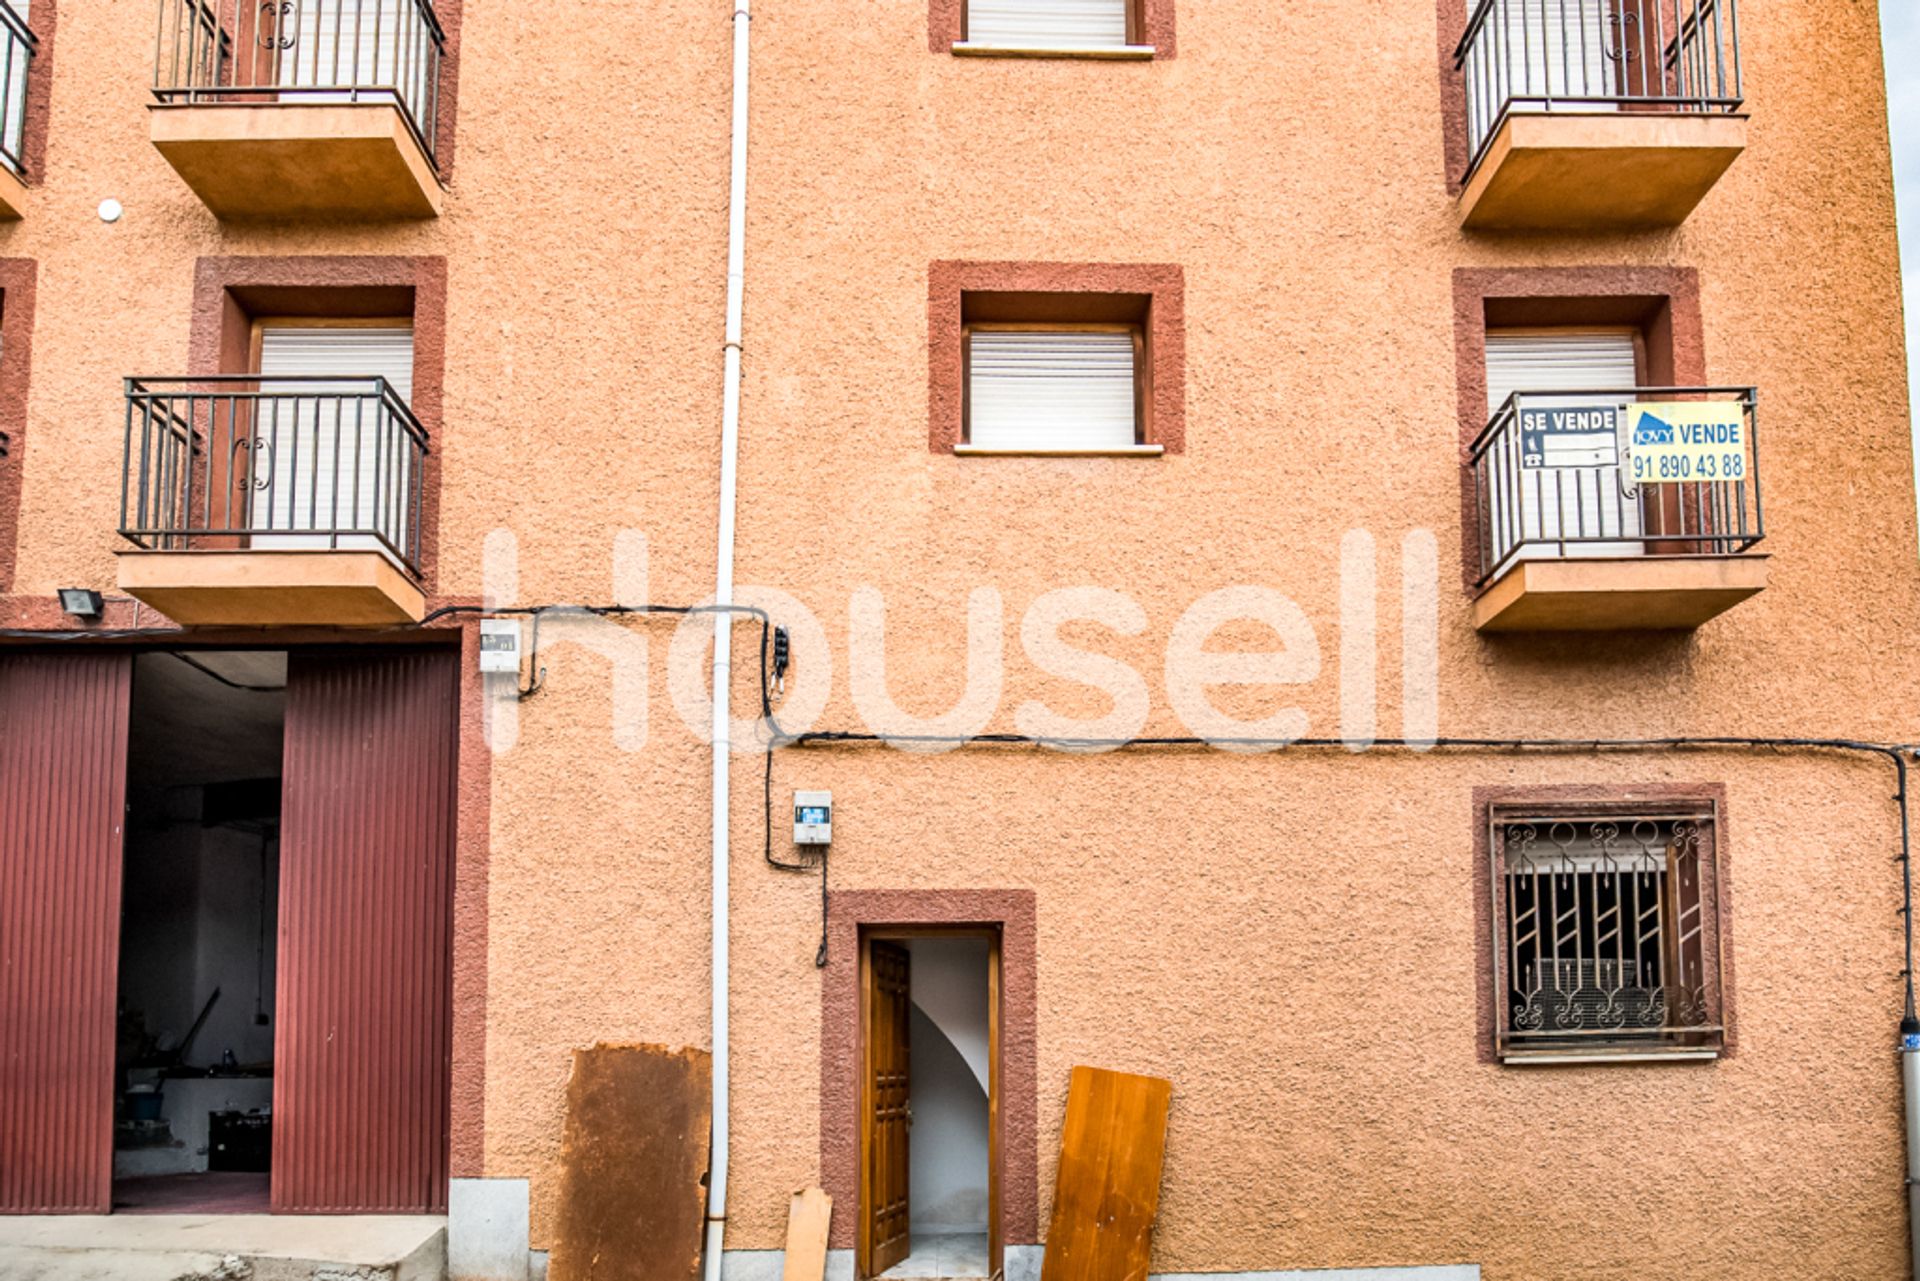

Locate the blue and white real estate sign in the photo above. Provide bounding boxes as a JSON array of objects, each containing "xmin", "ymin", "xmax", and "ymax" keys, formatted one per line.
[
  {"xmin": 1625, "ymin": 402, "xmax": 1749, "ymax": 483},
  {"xmin": 1518, "ymin": 401, "xmax": 1748, "ymax": 484}
]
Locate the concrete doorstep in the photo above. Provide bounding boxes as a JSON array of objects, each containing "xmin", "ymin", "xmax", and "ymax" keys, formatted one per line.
[{"xmin": 0, "ymin": 1214, "xmax": 447, "ymax": 1281}]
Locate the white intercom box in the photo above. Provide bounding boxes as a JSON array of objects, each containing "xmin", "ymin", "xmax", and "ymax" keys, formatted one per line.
[{"xmin": 793, "ymin": 791, "xmax": 833, "ymax": 846}]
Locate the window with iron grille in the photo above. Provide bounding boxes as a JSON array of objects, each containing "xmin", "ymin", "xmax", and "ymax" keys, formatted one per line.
[{"xmin": 1491, "ymin": 804, "xmax": 1726, "ymax": 1061}]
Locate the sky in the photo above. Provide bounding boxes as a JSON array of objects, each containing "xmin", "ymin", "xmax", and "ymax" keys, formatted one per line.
[{"xmin": 1886, "ymin": 1, "xmax": 1920, "ymax": 465}]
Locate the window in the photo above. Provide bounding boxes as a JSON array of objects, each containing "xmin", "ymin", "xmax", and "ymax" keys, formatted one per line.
[
  {"xmin": 1, "ymin": 0, "xmax": 31, "ymax": 172},
  {"xmin": 930, "ymin": 262, "xmax": 1184, "ymax": 455},
  {"xmin": 1490, "ymin": 804, "xmax": 1726, "ymax": 1061},
  {"xmin": 965, "ymin": 325, "xmax": 1141, "ymax": 452},
  {"xmin": 964, "ymin": 0, "xmax": 1133, "ymax": 51},
  {"xmin": 1484, "ymin": 329, "xmax": 1644, "ymax": 566},
  {"xmin": 277, "ymin": 0, "xmax": 437, "ymax": 121},
  {"xmin": 1468, "ymin": 0, "xmax": 1617, "ymax": 154},
  {"xmin": 251, "ymin": 320, "xmax": 419, "ymax": 568}
]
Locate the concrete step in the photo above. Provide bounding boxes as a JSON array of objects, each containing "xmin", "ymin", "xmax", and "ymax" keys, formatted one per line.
[{"xmin": 0, "ymin": 1214, "xmax": 446, "ymax": 1281}]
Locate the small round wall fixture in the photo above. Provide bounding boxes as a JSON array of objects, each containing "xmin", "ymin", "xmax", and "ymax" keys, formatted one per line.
[{"xmin": 97, "ymin": 199, "xmax": 123, "ymax": 223}]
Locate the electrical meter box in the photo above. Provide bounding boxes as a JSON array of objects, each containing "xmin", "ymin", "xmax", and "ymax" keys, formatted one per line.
[
  {"xmin": 793, "ymin": 790, "xmax": 833, "ymax": 846},
  {"xmin": 478, "ymin": 618, "xmax": 522, "ymax": 674}
]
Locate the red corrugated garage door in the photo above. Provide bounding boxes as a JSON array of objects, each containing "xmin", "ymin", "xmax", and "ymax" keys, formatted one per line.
[
  {"xmin": 0, "ymin": 653, "xmax": 133, "ymax": 1214},
  {"xmin": 273, "ymin": 649, "xmax": 457, "ymax": 1213}
]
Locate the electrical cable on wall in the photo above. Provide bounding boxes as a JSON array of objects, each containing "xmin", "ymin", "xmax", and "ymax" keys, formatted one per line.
[
  {"xmin": 14, "ymin": 609, "xmax": 1918, "ymax": 1018},
  {"xmin": 420, "ymin": 602, "xmax": 836, "ymax": 964},
  {"xmin": 780, "ymin": 727, "xmax": 1920, "ymax": 1026}
]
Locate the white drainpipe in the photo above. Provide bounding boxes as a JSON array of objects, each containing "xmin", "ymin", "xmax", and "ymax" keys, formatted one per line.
[{"xmin": 704, "ymin": 2, "xmax": 750, "ymax": 1280}]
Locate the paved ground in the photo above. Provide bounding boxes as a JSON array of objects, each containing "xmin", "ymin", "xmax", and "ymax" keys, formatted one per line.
[
  {"xmin": 0, "ymin": 1250, "xmax": 247, "ymax": 1281},
  {"xmin": 114, "ymin": 1173, "xmax": 273, "ymax": 1216},
  {"xmin": 0, "ymin": 1214, "xmax": 446, "ymax": 1281}
]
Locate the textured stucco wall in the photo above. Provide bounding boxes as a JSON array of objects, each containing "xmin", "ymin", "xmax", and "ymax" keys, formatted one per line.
[
  {"xmin": 0, "ymin": 0, "xmax": 734, "ymax": 1229},
  {"xmin": 717, "ymin": 0, "xmax": 1919, "ymax": 1276},
  {"xmin": 0, "ymin": 0, "xmax": 1913, "ymax": 1277}
]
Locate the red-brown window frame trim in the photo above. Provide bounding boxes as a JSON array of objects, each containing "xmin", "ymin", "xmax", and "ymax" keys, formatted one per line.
[
  {"xmin": 930, "ymin": 261, "xmax": 1185, "ymax": 454},
  {"xmin": 1472, "ymin": 783, "xmax": 1737, "ymax": 1065},
  {"xmin": 1434, "ymin": 0, "xmax": 1474, "ymax": 194},
  {"xmin": 17, "ymin": 0, "xmax": 55, "ymax": 183},
  {"xmin": 821, "ymin": 888, "xmax": 1039, "ymax": 1252},
  {"xmin": 0, "ymin": 259, "xmax": 36, "ymax": 592},
  {"xmin": 189, "ymin": 255, "xmax": 448, "ymax": 595},
  {"xmin": 930, "ymin": 0, "xmax": 1175, "ymax": 57},
  {"xmin": 1452, "ymin": 265, "xmax": 1705, "ymax": 594},
  {"xmin": 429, "ymin": 0, "xmax": 465, "ymax": 176}
]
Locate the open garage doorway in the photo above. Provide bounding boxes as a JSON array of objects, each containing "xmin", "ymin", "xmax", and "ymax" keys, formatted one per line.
[
  {"xmin": 114, "ymin": 652, "xmax": 285, "ymax": 1214},
  {"xmin": 0, "ymin": 646, "xmax": 458, "ymax": 1217}
]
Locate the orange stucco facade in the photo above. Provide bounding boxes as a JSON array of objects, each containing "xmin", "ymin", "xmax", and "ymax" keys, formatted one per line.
[{"xmin": 0, "ymin": 1, "xmax": 1916, "ymax": 1278}]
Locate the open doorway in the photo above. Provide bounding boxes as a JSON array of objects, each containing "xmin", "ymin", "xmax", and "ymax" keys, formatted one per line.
[
  {"xmin": 861, "ymin": 930, "xmax": 1000, "ymax": 1281},
  {"xmin": 113, "ymin": 651, "xmax": 286, "ymax": 1215}
]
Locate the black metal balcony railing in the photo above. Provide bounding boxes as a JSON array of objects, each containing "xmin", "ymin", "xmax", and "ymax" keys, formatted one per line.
[
  {"xmin": 0, "ymin": 2, "xmax": 36, "ymax": 179},
  {"xmin": 1469, "ymin": 387, "xmax": 1762, "ymax": 587},
  {"xmin": 120, "ymin": 375, "xmax": 429, "ymax": 576},
  {"xmin": 151, "ymin": 0, "xmax": 444, "ymax": 167},
  {"xmin": 1454, "ymin": 0, "xmax": 1743, "ymax": 181}
]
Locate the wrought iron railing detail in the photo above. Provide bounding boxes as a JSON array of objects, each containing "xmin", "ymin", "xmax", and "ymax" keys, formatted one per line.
[
  {"xmin": 1493, "ymin": 812, "xmax": 1725, "ymax": 1058},
  {"xmin": 1469, "ymin": 386, "xmax": 1761, "ymax": 587},
  {"xmin": 120, "ymin": 375, "xmax": 429, "ymax": 577},
  {"xmin": 151, "ymin": 0, "xmax": 444, "ymax": 167},
  {"xmin": 0, "ymin": 2, "xmax": 36, "ymax": 179},
  {"xmin": 1454, "ymin": 0, "xmax": 1743, "ymax": 181}
]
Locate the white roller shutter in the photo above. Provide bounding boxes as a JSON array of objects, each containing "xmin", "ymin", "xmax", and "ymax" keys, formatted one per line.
[
  {"xmin": 1496, "ymin": 0, "xmax": 1615, "ymax": 102},
  {"xmin": 965, "ymin": 0, "xmax": 1129, "ymax": 50},
  {"xmin": 1, "ymin": 0, "xmax": 28, "ymax": 165},
  {"xmin": 277, "ymin": 0, "xmax": 430, "ymax": 120},
  {"xmin": 968, "ymin": 330, "xmax": 1136, "ymax": 452},
  {"xmin": 254, "ymin": 327, "xmax": 415, "ymax": 563},
  {"xmin": 1486, "ymin": 332, "xmax": 1641, "ymax": 563},
  {"xmin": 1469, "ymin": 0, "xmax": 1617, "ymax": 148}
]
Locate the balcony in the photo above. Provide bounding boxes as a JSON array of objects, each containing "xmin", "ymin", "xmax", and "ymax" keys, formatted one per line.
[
  {"xmin": 0, "ymin": 3, "xmax": 35, "ymax": 218},
  {"xmin": 148, "ymin": 0, "xmax": 445, "ymax": 221},
  {"xmin": 1468, "ymin": 387, "xmax": 1767, "ymax": 631},
  {"xmin": 1454, "ymin": 0, "xmax": 1745, "ymax": 230},
  {"xmin": 116, "ymin": 376, "xmax": 429, "ymax": 627}
]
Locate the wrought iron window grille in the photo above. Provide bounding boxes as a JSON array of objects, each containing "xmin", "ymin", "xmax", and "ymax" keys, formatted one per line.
[{"xmin": 1491, "ymin": 805, "xmax": 1727, "ymax": 1060}]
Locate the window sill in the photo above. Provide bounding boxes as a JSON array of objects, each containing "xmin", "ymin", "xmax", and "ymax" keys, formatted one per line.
[
  {"xmin": 952, "ymin": 444, "xmax": 1165, "ymax": 458},
  {"xmin": 1502, "ymin": 1050, "xmax": 1721, "ymax": 1066},
  {"xmin": 950, "ymin": 42, "xmax": 1157, "ymax": 60}
]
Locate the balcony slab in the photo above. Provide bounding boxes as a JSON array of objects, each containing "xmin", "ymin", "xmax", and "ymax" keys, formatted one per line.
[
  {"xmin": 117, "ymin": 549, "xmax": 426, "ymax": 627},
  {"xmin": 1472, "ymin": 554, "xmax": 1768, "ymax": 632},
  {"xmin": 0, "ymin": 160, "xmax": 26, "ymax": 220},
  {"xmin": 1460, "ymin": 112, "xmax": 1747, "ymax": 231},
  {"xmin": 149, "ymin": 101, "xmax": 442, "ymax": 221}
]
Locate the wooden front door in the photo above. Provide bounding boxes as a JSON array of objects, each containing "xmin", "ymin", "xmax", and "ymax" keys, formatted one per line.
[{"xmin": 866, "ymin": 940, "xmax": 913, "ymax": 1275}]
